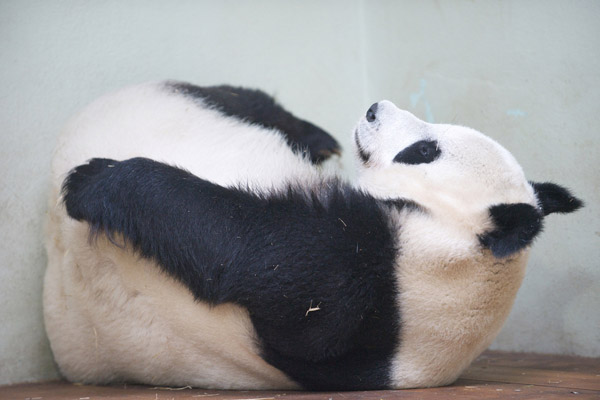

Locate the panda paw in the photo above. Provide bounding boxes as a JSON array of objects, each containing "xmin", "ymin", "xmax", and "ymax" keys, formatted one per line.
[
  {"xmin": 302, "ymin": 133, "xmax": 342, "ymax": 164},
  {"xmin": 292, "ymin": 122, "xmax": 341, "ymax": 164},
  {"xmin": 62, "ymin": 158, "xmax": 120, "ymax": 222}
]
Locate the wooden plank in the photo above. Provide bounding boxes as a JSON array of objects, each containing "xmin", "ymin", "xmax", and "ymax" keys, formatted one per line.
[
  {"xmin": 451, "ymin": 380, "xmax": 599, "ymax": 399},
  {"xmin": 462, "ymin": 351, "xmax": 600, "ymax": 391},
  {"xmin": 471, "ymin": 350, "xmax": 600, "ymax": 373},
  {"xmin": 1, "ymin": 380, "xmax": 599, "ymax": 400},
  {"xmin": 1, "ymin": 351, "xmax": 599, "ymax": 399},
  {"xmin": 460, "ymin": 365, "xmax": 600, "ymax": 391}
]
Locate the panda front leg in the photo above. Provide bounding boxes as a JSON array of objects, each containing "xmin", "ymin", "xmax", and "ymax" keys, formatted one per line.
[{"xmin": 62, "ymin": 157, "xmax": 241, "ymax": 302}]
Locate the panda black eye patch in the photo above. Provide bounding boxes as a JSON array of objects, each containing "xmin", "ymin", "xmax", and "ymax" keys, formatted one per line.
[{"xmin": 393, "ymin": 140, "xmax": 440, "ymax": 165}]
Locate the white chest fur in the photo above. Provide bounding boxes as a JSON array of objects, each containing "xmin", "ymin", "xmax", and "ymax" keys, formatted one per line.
[{"xmin": 389, "ymin": 211, "xmax": 528, "ymax": 388}]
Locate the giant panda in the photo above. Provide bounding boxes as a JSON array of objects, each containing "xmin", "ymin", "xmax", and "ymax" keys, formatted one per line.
[
  {"xmin": 44, "ymin": 80, "xmax": 340, "ymax": 388},
  {"xmin": 45, "ymin": 85, "xmax": 582, "ymax": 391}
]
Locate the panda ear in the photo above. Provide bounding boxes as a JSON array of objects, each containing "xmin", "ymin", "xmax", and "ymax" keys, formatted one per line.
[
  {"xmin": 479, "ymin": 203, "xmax": 543, "ymax": 258},
  {"xmin": 530, "ymin": 182, "xmax": 583, "ymax": 216}
]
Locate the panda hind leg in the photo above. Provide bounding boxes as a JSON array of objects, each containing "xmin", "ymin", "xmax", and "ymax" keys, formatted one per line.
[{"xmin": 167, "ymin": 82, "xmax": 341, "ymax": 164}]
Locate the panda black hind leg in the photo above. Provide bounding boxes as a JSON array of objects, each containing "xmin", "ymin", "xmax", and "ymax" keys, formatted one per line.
[{"xmin": 167, "ymin": 82, "xmax": 341, "ymax": 164}]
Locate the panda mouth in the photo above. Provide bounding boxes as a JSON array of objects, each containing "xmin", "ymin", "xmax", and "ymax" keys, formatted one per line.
[{"xmin": 354, "ymin": 129, "xmax": 371, "ymax": 164}]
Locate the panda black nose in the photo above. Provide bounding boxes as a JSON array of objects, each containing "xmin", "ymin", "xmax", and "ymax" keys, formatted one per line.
[{"xmin": 366, "ymin": 103, "xmax": 378, "ymax": 122}]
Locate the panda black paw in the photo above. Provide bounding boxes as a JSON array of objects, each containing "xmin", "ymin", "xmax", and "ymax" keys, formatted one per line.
[
  {"xmin": 292, "ymin": 121, "xmax": 342, "ymax": 164},
  {"xmin": 303, "ymin": 134, "xmax": 342, "ymax": 164},
  {"xmin": 62, "ymin": 158, "xmax": 120, "ymax": 222}
]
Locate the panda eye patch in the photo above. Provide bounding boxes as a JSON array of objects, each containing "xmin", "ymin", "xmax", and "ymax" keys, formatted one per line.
[{"xmin": 393, "ymin": 140, "xmax": 440, "ymax": 165}]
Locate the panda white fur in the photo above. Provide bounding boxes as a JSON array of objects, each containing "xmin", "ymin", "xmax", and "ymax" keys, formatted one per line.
[{"xmin": 44, "ymin": 83, "xmax": 582, "ymax": 390}]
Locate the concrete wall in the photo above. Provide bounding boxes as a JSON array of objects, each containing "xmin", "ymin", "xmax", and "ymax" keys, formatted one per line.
[{"xmin": 1, "ymin": 0, "xmax": 597, "ymax": 385}]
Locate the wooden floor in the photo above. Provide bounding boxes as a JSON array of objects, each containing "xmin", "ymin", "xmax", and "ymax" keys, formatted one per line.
[{"xmin": 2, "ymin": 351, "xmax": 599, "ymax": 399}]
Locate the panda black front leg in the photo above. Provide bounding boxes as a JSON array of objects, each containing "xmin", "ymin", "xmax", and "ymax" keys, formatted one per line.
[{"xmin": 62, "ymin": 157, "xmax": 242, "ymax": 302}]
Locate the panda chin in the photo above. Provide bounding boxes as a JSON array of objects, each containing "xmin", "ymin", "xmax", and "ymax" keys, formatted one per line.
[{"xmin": 354, "ymin": 129, "xmax": 371, "ymax": 164}]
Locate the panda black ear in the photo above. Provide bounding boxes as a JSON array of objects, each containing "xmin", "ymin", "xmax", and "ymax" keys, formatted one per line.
[
  {"xmin": 479, "ymin": 203, "xmax": 543, "ymax": 258},
  {"xmin": 530, "ymin": 182, "xmax": 583, "ymax": 216}
]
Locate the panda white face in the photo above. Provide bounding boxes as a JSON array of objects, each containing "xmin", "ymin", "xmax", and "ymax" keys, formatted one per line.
[{"xmin": 354, "ymin": 100, "xmax": 537, "ymax": 219}]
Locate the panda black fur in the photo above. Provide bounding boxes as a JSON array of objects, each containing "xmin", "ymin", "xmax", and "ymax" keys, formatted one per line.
[{"xmin": 45, "ymin": 86, "xmax": 582, "ymax": 390}]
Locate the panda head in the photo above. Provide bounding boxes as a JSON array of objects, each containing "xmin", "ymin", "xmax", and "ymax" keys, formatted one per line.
[{"xmin": 354, "ymin": 100, "xmax": 582, "ymax": 258}]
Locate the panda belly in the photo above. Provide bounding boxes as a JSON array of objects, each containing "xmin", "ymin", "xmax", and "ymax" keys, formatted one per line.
[{"xmin": 44, "ymin": 81, "xmax": 317, "ymax": 388}]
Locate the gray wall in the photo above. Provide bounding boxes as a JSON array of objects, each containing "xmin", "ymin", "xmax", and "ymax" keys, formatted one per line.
[{"xmin": 1, "ymin": 0, "xmax": 598, "ymax": 385}]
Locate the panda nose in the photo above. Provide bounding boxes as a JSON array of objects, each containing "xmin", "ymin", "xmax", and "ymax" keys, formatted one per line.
[{"xmin": 366, "ymin": 103, "xmax": 378, "ymax": 122}]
